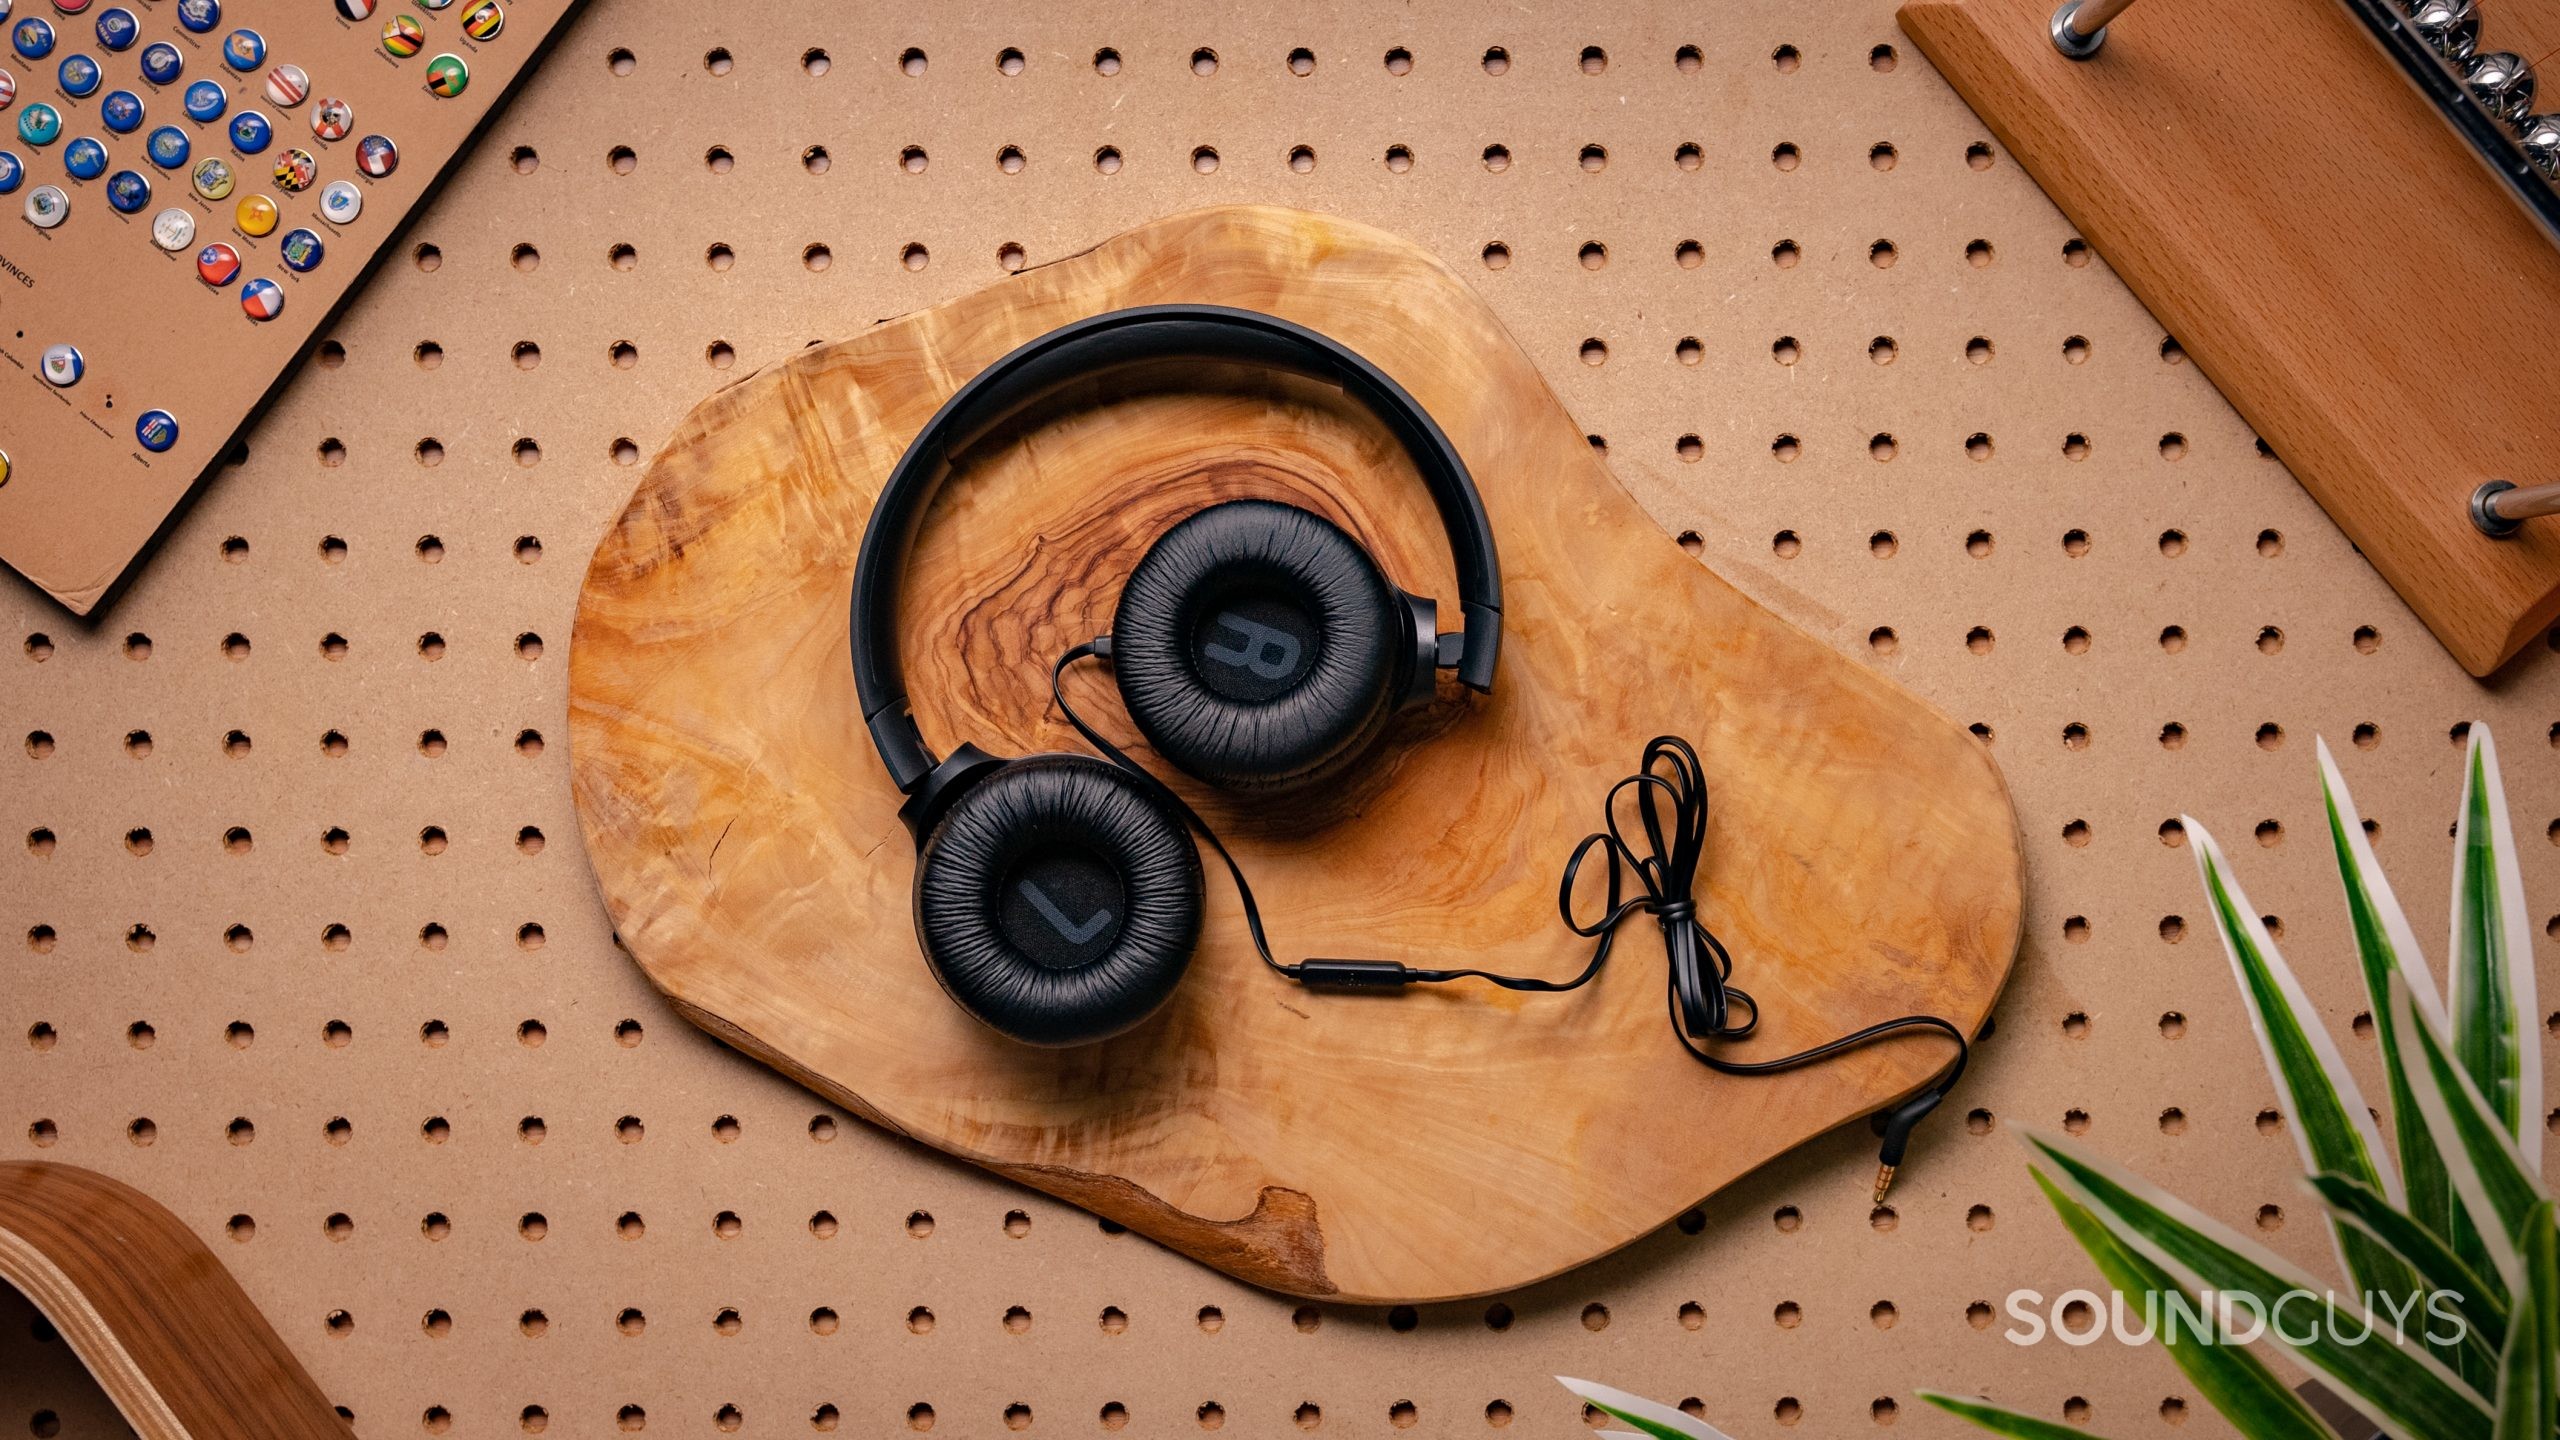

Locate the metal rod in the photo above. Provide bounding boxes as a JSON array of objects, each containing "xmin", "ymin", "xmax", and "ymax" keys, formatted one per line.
[
  {"xmin": 2470, "ymin": 479, "xmax": 2560, "ymax": 537},
  {"xmin": 2051, "ymin": 0, "xmax": 2141, "ymax": 58}
]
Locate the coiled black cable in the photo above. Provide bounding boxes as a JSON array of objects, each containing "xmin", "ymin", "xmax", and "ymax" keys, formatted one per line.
[{"xmin": 1054, "ymin": 648, "xmax": 1970, "ymax": 1198}]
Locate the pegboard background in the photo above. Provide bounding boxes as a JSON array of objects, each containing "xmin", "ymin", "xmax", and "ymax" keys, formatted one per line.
[{"xmin": 7, "ymin": 1, "xmax": 2559, "ymax": 1435}]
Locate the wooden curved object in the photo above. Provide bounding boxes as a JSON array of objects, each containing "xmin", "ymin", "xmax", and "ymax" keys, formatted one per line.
[
  {"xmin": 0, "ymin": 1163, "xmax": 347, "ymax": 1440},
  {"xmin": 569, "ymin": 205, "xmax": 2024, "ymax": 1303}
]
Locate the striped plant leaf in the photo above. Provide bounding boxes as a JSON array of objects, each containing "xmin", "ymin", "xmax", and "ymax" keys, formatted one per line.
[
  {"xmin": 2032, "ymin": 1169, "xmax": 2335, "ymax": 1440},
  {"xmin": 2447, "ymin": 725, "xmax": 2539, "ymax": 1165},
  {"xmin": 2488, "ymin": 1200, "xmax": 2557, "ymax": 1440},
  {"xmin": 1553, "ymin": 1378, "xmax": 1735, "ymax": 1440},
  {"xmin": 2317, "ymin": 737, "xmax": 2455, "ymax": 1256},
  {"xmin": 2026, "ymin": 1131, "xmax": 2492, "ymax": 1440},
  {"xmin": 2306, "ymin": 1171, "xmax": 2505, "ymax": 1366},
  {"xmin": 2387, "ymin": 975, "xmax": 2541, "ymax": 1294},
  {"xmin": 2189, "ymin": 818, "xmax": 2410, "ymax": 1300},
  {"xmin": 1919, "ymin": 1392, "xmax": 2128, "ymax": 1438}
]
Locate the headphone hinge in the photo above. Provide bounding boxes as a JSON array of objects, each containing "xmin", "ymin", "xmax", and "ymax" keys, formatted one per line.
[{"xmin": 896, "ymin": 742, "xmax": 1008, "ymax": 845}]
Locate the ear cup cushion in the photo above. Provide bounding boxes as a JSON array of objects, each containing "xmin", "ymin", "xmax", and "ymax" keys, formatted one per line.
[
  {"xmin": 1112, "ymin": 499, "xmax": 1409, "ymax": 789},
  {"xmin": 913, "ymin": 755, "xmax": 1204, "ymax": 1047}
]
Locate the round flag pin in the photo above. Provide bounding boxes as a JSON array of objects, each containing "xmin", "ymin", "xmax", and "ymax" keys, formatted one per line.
[
  {"xmin": 38, "ymin": 342, "xmax": 81, "ymax": 387},
  {"xmin": 335, "ymin": 0, "xmax": 375, "ymax": 19},
  {"xmin": 270, "ymin": 145, "xmax": 312, "ymax": 190},
  {"xmin": 0, "ymin": 151, "xmax": 20, "ymax": 193},
  {"xmin": 143, "ymin": 122, "xmax": 185, "ymax": 167},
  {"xmin": 423, "ymin": 52, "xmax": 465, "ymax": 96},
  {"xmin": 181, "ymin": 76, "xmax": 224, "ymax": 121},
  {"xmin": 173, "ymin": 0, "xmax": 216, "ymax": 35},
  {"xmin": 0, "ymin": 452, "xmax": 10, "ymax": 489},
  {"xmin": 418, "ymin": 0, "xmax": 454, "ymax": 10},
  {"xmin": 460, "ymin": 1, "xmax": 500, "ymax": 40},
  {"xmin": 53, "ymin": 50, "xmax": 95, "ymax": 95},
  {"xmin": 104, "ymin": 166, "xmax": 145, "ymax": 210},
  {"xmin": 232, "ymin": 190, "xmax": 272, "ymax": 234},
  {"xmin": 100, "ymin": 89, "xmax": 142, "ymax": 133},
  {"xmin": 227, "ymin": 109, "xmax": 270, "ymax": 154},
  {"xmin": 317, "ymin": 178, "xmax": 359, "ymax": 223},
  {"xmin": 135, "ymin": 409, "xmax": 177, "ymax": 453},
  {"xmin": 148, "ymin": 204, "xmax": 192, "ymax": 250},
  {"xmin": 220, "ymin": 26, "xmax": 259, "ymax": 70},
  {"xmin": 308, "ymin": 96, "xmax": 350, "ymax": 141},
  {"xmin": 92, "ymin": 6, "xmax": 134, "ymax": 50},
  {"xmin": 137, "ymin": 40, "xmax": 178, "ymax": 84},
  {"xmin": 239, "ymin": 275, "xmax": 282, "ymax": 319},
  {"xmin": 380, "ymin": 13, "xmax": 421, "ymax": 57},
  {"xmin": 52, "ymin": 0, "xmax": 94, "ymax": 15},
  {"xmin": 59, "ymin": 132, "xmax": 100, "ymax": 177},
  {"xmin": 194, "ymin": 239, "xmax": 238, "ymax": 285},
  {"xmin": 353, "ymin": 131, "xmax": 394, "ymax": 176},
  {"xmin": 278, "ymin": 225, "xmax": 320, "ymax": 271},
  {"xmin": 22, "ymin": 180, "xmax": 64, "ymax": 225},
  {"xmin": 14, "ymin": 100, "xmax": 55, "ymax": 144},
  {"xmin": 263, "ymin": 63, "xmax": 304, "ymax": 107},
  {"xmin": 11, "ymin": 17, "xmax": 52, "ymax": 61},
  {"xmin": 0, "ymin": 66, "xmax": 13, "ymax": 106},
  {"xmin": 188, "ymin": 153, "xmax": 231, "ymax": 199}
]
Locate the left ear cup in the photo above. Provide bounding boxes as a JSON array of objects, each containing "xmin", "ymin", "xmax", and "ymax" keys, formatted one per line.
[
  {"xmin": 911, "ymin": 754, "xmax": 1204, "ymax": 1047},
  {"xmin": 1111, "ymin": 499, "xmax": 1413, "ymax": 790}
]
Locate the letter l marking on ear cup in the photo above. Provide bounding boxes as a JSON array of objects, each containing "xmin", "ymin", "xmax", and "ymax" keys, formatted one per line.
[{"xmin": 1019, "ymin": 880, "xmax": 1113, "ymax": 945}]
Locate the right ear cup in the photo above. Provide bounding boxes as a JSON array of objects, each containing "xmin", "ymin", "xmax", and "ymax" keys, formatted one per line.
[
  {"xmin": 1111, "ymin": 499, "xmax": 1414, "ymax": 790},
  {"xmin": 912, "ymin": 754, "xmax": 1204, "ymax": 1047}
]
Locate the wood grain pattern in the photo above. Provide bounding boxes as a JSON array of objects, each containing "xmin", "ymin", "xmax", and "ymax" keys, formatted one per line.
[
  {"xmin": 0, "ymin": 1163, "xmax": 348, "ymax": 1440},
  {"xmin": 1898, "ymin": 0, "xmax": 2560, "ymax": 677},
  {"xmin": 567, "ymin": 204, "xmax": 2023, "ymax": 1303}
]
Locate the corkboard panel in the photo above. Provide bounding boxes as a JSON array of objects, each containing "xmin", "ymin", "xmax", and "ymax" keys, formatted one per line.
[{"xmin": 2, "ymin": 1, "xmax": 2556, "ymax": 1436}]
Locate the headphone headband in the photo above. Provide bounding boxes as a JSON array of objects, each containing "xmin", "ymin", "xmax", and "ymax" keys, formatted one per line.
[{"xmin": 850, "ymin": 305, "xmax": 1504, "ymax": 793}]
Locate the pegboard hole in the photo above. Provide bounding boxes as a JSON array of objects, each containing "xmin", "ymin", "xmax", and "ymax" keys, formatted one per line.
[
  {"xmin": 1287, "ymin": 48, "xmax": 1315, "ymax": 76},
  {"xmin": 26, "ymin": 828, "xmax": 55, "ymax": 857},
  {"xmin": 1384, "ymin": 46, "xmax": 1414, "ymax": 75},
  {"xmin": 1870, "ymin": 142, "xmax": 1898, "ymax": 170},
  {"xmin": 1966, "ymin": 336, "xmax": 1994, "ymax": 364},
  {"xmin": 2160, "ymin": 432, "xmax": 2188, "ymax": 459},
  {"xmin": 1869, "ymin": 433, "xmax": 1897, "ymax": 462},
  {"xmin": 1966, "ymin": 140, "xmax": 1995, "ymax": 169},
  {"xmin": 2063, "ymin": 433, "xmax": 2090, "ymax": 460},
  {"xmin": 1772, "ymin": 435, "xmax": 1800, "ymax": 462},
  {"xmin": 415, "ymin": 243, "xmax": 442, "ymax": 272},
  {"xmin": 609, "ymin": 145, "xmax": 637, "ymax": 175},
  {"xmin": 1092, "ymin": 47, "xmax": 1120, "ymax": 76},
  {"xmin": 1288, "ymin": 145, "xmax": 1317, "ymax": 173},
  {"xmin": 1481, "ymin": 46, "xmax": 1509, "ymax": 74},
  {"xmin": 1578, "ymin": 143, "xmax": 1608, "ymax": 173},
  {"xmin": 1771, "ymin": 336, "xmax": 1799, "ymax": 365},
  {"xmin": 1772, "ymin": 239, "xmax": 1800, "ymax": 267},
  {"xmin": 1869, "ymin": 239, "xmax": 1897, "ymax": 268},
  {"xmin": 28, "ymin": 1119, "xmax": 56, "ymax": 1147},
  {"xmin": 1771, "ymin": 43, "xmax": 1801, "ymax": 72},
  {"xmin": 1194, "ymin": 147, "xmax": 1222, "ymax": 174},
  {"xmin": 1871, "ymin": 42, "xmax": 1900, "ymax": 71},
  {"xmin": 1674, "ymin": 141, "xmax": 1703, "ymax": 171},
  {"xmin": 1480, "ymin": 242, "xmax": 1510, "ymax": 270},
  {"xmin": 704, "ymin": 146, "xmax": 734, "ymax": 175},
  {"xmin": 2062, "ymin": 626, "xmax": 2090, "ymax": 654},
  {"xmin": 1869, "ymin": 336, "xmax": 1898, "ymax": 364},
  {"xmin": 1868, "ymin": 626, "xmax": 1899, "ymax": 657},
  {"xmin": 707, "ymin": 243, "xmax": 736, "ymax": 271},
  {"xmin": 2256, "ymin": 722, "xmax": 2285, "ymax": 751},
  {"xmin": 998, "ymin": 145, "xmax": 1025, "ymax": 174},
  {"xmin": 610, "ymin": 243, "xmax": 638, "ymax": 270},
  {"xmin": 1190, "ymin": 47, "xmax": 1219, "ymax": 76},
  {"xmin": 996, "ymin": 47, "xmax": 1025, "ymax": 77},
  {"xmin": 1966, "ymin": 627, "xmax": 1994, "ymax": 654},
  {"xmin": 1870, "ymin": 531, "xmax": 1897, "ymax": 558},
  {"xmin": 1773, "ymin": 1301, "xmax": 1801, "ymax": 1329},
  {"xmin": 2354, "ymin": 722, "xmax": 2381, "ymax": 749},
  {"xmin": 1676, "ymin": 336, "xmax": 1704, "ymax": 366},
  {"xmin": 1579, "ymin": 242, "xmax": 1608, "ymax": 270},
  {"xmin": 900, "ymin": 47, "xmax": 928, "ymax": 77},
  {"xmin": 606, "ymin": 47, "xmax": 636, "ymax": 76},
  {"xmin": 1099, "ymin": 1305, "xmax": 1128, "ymax": 1333},
  {"xmin": 1003, "ymin": 1208, "xmax": 1032, "ymax": 1237},
  {"xmin": 1772, "ymin": 142, "xmax": 1800, "ymax": 171},
  {"xmin": 899, "ymin": 145, "xmax": 927, "ymax": 174},
  {"xmin": 707, "ymin": 342, "xmax": 737, "ymax": 369},
  {"xmin": 1772, "ymin": 530, "xmax": 1801, "ymax": 558}
]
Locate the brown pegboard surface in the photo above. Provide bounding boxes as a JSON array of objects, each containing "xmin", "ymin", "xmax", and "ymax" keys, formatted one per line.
[{"xmin": 4, "ymin": 2, "xmax": 2555, "ymax": 1436}]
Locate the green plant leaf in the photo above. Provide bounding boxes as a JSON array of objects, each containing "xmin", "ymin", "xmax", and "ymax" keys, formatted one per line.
[
  {"xmin": 2032, "ymin": 1169, "xmax": 2335, "ymax": 1440},
  {"xmin": 2189, "ymin": 816, "xmax": 2410, "ymax": 1300},
  {"xmin": 1919, "ymin": 1392, "xmax": 2129, "ymax": 1438},
  {"xmin": 1553, "ymin": 1379, "xmax": 1735, "ymax": 1440},
  {"xmin": 2317, "ymin": 737, "xmax": 2455, "ymax": 1257},
  {"xmin": 2026, "ymin": 1131, "xmax": 2492, "ymax": 1440},
  {"xmin": 2447, "ymin": 725, "xmax": 2539, "ymax": 1163},
  {"xmin": 2488, "ymin": 1200, "xmax": 2556, "ymax": 1440},
  {"xmin": 2388, "ymin": 974, "xmax": 2541, "ymax": 1295},
  {"xmin": 2305, "ymin": 1171, "xmax": 2505, "ymax": 1363}
]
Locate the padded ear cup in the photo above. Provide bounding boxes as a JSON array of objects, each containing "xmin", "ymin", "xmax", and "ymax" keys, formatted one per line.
[
  {"xmin": 1111, "ymin": 499, "xmax": 1411, "ymax": 790},
  {"xmin": 912, "ymin": 754, "xmax": 1204, "ymax": 1047}
]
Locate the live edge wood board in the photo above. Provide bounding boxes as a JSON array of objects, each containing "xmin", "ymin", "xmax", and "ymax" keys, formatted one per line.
[
  {"xmin": 1899, "ymin": 0, "xmax": 2560, "ymax": 677},
  {"xmin": 567, "ymin": 205, "xmax": 2023, "ymax": 1303}
]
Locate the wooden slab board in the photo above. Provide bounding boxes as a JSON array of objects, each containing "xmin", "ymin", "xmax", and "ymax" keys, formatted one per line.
[
  {"xmin": 1898, "ymin": 0, "xmax": 2560, "ymax": 677},
  {"xmin": 566, "ymin": 204, "xmax": 2023, "ymax": 1303}
]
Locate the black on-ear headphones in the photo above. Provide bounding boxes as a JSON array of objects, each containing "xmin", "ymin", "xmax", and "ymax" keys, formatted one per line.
[{"xmin": 850, "ymin": 305, "xmax": 1503, "ymax": 1046}]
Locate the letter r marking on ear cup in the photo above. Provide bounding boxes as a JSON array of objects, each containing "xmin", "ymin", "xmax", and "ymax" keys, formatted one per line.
[
  {"xmin": 1018, "ymin": 880, "xmax": 1113, "ymax": 946},
  {"xmin": 1203, "ymin": 611, "xmax": 1302, "ymax": 680}
]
